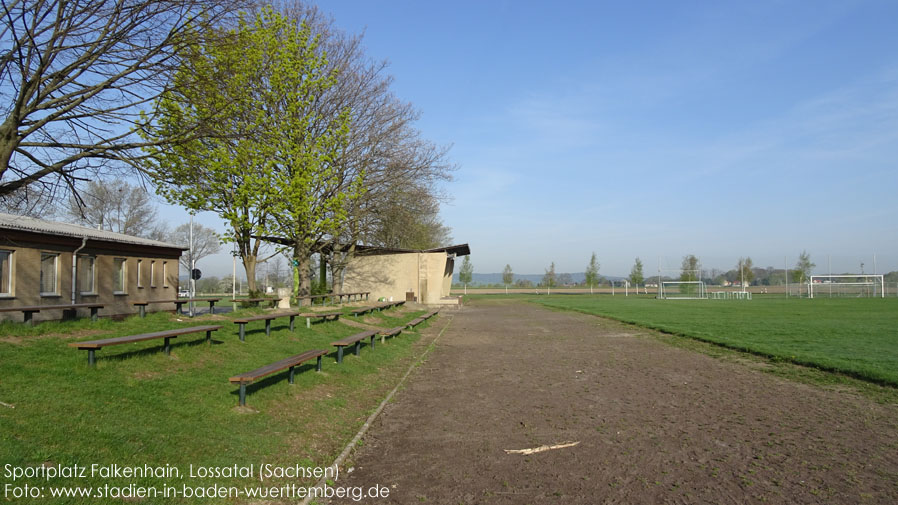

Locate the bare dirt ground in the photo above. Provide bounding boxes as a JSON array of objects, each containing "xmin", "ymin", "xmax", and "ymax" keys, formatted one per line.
[{"xmin": 330, "ymin": 298, "xmax": 898, "ymax": 504}]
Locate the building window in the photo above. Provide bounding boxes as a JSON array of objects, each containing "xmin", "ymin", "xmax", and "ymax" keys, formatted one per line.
[
  {"xmin": 163, "ymin": 261, "xmax": 168, "ymax": 288},
  {"xmin": 113, "ymin": 258, "xmax": 126, "ymax": 294},
  {"xmin": 77, "ymin": 255, "xmax": 96, "ymax": 294},
  {"xmin": 150, "ymin": 261, "xmax": 156, "ymax": 287},
  {"xmin": 0, "ymin": 250, "xmax": 11, "ymax": 295},
  {"xmin": 40, "ymin": 253, "xmax": 58, "ymax": 295},
  {"xmin": 137, "ymin": 259, "xmax": 143, "ymax": 288}
]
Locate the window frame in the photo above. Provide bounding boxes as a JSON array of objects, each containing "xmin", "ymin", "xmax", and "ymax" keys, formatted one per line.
[
  {"xmin": 137, "ymin": 259, "xmax": 143, "ymax": 288},
  {"xmin": 40, "ymin": 252, "xmax": 59, "ymax": 296},
  {"xmin": 77, "ymin": 254, "xmax": 97, "ymax": 295},
  {"xmin": 0, "ymin": 249, "xmax": 12, "ymax": 297},
  {"xmin": 113, "ymin": 257, "xmax": 127, "ymax": 295},
  {"xmin": 150, "ymin": 260, "xmax": 156, "ymax": 288},
  {"xmin": 163, "ymin": 261, "xmax": 168, "ymax": 288}
]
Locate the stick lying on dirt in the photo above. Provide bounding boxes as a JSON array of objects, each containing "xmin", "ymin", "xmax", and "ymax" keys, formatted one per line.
[
  {"xmin": 504, "ymin": 441, "xmax": 579, "ymax": 455},
  {"xmin": 0, "ymin": 400, "xmax": 14, "ymax": 409}
]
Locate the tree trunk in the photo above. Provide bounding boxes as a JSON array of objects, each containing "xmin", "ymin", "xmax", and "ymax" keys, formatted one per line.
[
  {"xmin": 242, "ymin": 254, "xmax": 258, "ymax": 293},
  {"xmin": 292, "ymin": 242, "xmax": 312, "ymax": 306},
  {"xmin": 319, "ymin": 254, "xmax": 327, "ymax": 293}
]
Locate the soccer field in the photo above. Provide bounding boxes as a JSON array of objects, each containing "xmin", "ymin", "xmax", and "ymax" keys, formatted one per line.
[{"xmin": 528, "ymin": 295, "xmax": 898, "ymax": 387}]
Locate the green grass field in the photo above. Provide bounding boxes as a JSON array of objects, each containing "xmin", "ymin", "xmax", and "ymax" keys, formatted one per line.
[
  {"xmin": 518, "ymin": 294, "xmax": 898, "ymax": 386},
  {"xmin": 0, "ymin": 306, "xmax": 436, "ymax": 504}
]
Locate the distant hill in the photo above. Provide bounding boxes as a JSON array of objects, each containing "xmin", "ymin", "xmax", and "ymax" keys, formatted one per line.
[{"xmin": 454, "ymin": 272, "xmax": 627, "ymax": 285}]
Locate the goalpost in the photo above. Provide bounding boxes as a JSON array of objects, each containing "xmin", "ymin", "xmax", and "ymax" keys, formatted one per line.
[
  {"xmin": 659, "ymin": 281, "xmax": 707, "ymax": 300},
  {"xmin": 808, "ymin": 275, "xmax": 884, "ymax": 298}
]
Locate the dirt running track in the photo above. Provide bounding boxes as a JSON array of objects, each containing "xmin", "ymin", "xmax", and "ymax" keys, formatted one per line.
[{"xmin": 331, "ymin": 299, "xmax": 898, "ymax": 504}]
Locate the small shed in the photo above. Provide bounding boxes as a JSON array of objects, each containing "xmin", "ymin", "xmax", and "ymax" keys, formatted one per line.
[
  {"xmin": 0, "ymin": 213, "xmax": 184, "ymax": 322},
  {"xmin": 340, "ymin": 244, "xmax": 471, "ymax": 305}
]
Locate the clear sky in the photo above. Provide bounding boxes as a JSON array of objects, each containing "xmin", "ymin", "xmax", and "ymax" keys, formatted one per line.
[{"xmin": 163, "ymin": 0, "xmax": 898, "ymax": 278}]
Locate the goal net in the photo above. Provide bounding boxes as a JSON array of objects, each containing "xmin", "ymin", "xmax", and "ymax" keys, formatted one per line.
[
  {"xmin": 660, "ymin": 281, "xmax": 707, "ymax": 299},
  {"xmin": 809, "ymin": 275, "xmax": 884, "ymax": 298}
]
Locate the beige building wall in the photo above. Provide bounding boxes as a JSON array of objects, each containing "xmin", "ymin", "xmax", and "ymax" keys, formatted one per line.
[
  {"xmin": 342, "ymin": 251, "xmax": 456, "ymax": 305},
  {"xmin": 0, "ymin": 234, "xmax": 181, "ymax": 322}
]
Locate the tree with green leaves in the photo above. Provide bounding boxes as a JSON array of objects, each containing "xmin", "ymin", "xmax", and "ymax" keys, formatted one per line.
[
  {"xmin": 144, "ymin": 7, "xmax": 362, "ymax": 301},
  {"xmin": 502, "ymin": 264, "xmax": 513, "ymax": 294},
  {"xmin": 736, "ymin": 257, "xmax": 754, "ymax": 291},
  {"xmin": 458, "ymin": 256, "xmax": 474, "ymax": 294},
  {"xmin": 679, "ymin": 254, "xmax": 700, "ymax": 295},
  {"xmin": 542, "ymin": 262, "xmax": 557, "ymax": 294},
  {"xmin": 630, "ymin": 257, "xmax": 644, "ymax": 293},
  {"xmin": 584, "ymin": 252, "xmax": 600, "ymax": 294},
  {"xmin": 792, "ymin": 250, "xmax": 816, "ymax": 286}
]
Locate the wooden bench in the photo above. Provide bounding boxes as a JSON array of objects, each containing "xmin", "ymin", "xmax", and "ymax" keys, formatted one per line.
[
  {"xmin": 69, "ymin": 325, "xmax": 222, "ymax": 366},
  {"xmin": 232, "ymin": 311, "xmax": 299, "ymax": 341},
  {"xmin": 229, "ymin": 349, "xmax": 327, "ymax": 406},
  {"xmin": 0, "ymin": 303, "xmax": 104, "ymax": 325},
  {"xmin": 350, "ymin": 306, "xmax": 378, "ymax": 317},
  {"xmin": 132, "ymin": 298, "xmax": 220, "ymax": 317},
  {"xmin": 335, "ymin": 291, "xmax": 370, "ymax": 303},
  {"xmin": 377, "ymin": 300, "xmax": 405, "ymax": 310},
  {"xmin": 405, "ymin": 317, "xmax": 425, "ymax": 329},
  {"xmin": 298, "ymin": 310, "xmax": 341, "ymax": 329},
  {"xmin": 331, "ymin": 330, "xmax": 378, "ymax": 363},
  {"xmin": 378, "ymin": 326, "xmax": 403, "ymax": 343},
  {"xmin": 230, "ymin": 297, "xmax": 281, "ymax": 308},
  {"xmin": 422, "ymin": 309, "xmax": 440, "ymax": 320}
]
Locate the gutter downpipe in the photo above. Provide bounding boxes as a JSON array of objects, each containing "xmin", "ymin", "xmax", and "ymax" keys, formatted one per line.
[{"xmin": 72, "ymin": 237, "xmax": 88, "ymax": 304}]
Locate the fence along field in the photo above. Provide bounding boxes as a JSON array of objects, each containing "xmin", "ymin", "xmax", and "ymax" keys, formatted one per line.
[{"xmin": 527, "ymin": 295, "xmax": 898, "ymax": 386}]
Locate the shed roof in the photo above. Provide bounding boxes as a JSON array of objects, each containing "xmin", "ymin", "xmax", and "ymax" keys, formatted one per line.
[{"xmin": 0, "ymin": 212, "xmax": 185, "ymax": 249}]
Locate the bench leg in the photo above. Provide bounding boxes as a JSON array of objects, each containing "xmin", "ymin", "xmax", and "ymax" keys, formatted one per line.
[
  {"xmin": 175, "ymin": 303, "xmax": 183, "ymax": 315},
  {"xmin": 209, "ymin": 301, "xmax": 215, "ymax": 315},
  {"xmin": 206, "ymin": 330, "xmax": 212, "ymax": 345},
  {"xmin": 288, "ymin": 366, "xmax": 295, "ymax": 384},
  {"xmin": 337, "ymin": 347, "xmax": 344, "ymax": 363},
  {"xmin": 289, "ymin": 315, "xmax": 295, "ymax": 332},
  {"xmin": 371, "ymin": 335, "xmax": 376, "ymax": 349},
  {"xmin": 138, "ymin": 305, "xmax": 146, "ymax": 318},
  {"xmin": 381, "ymin": 334, "xmax": 386, "ymax": 344},
  {"xmin": 91, "ymin": 307, "xmax": 99, "ymax": 322},
  {"xmin": 88, "ymin": 349, "xmax": 96, "ymax": 367},
  {"xmin": 265, "ymin": 319, "xmax": 271, "ymax": 337},
  {"xmin": 164, "ymin": 337, "xmax": 171, "ymax": 355},
  {"xmin": 24, "ymin": 311, "xmax": 35, "ymax": 326},
  {"xmin": 238, "ymin": 324, "xmax": 245, "ymax": 342},
  {"xmin": 316, "ymin": 355, "xmax": 322, "ymax": 372},
  {"xmin": 306, "ymin": 317, "xmax": 311, "ymax": 329},
  {"xmin": 239, "ymin": 384, "xmax": 246, "ymax": 406},
  {"xmin": 354, "ymin": 341, "xmax": 361, "ymax": 356}
]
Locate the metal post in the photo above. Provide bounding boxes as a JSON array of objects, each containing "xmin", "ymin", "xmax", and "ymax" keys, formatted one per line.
[
  {"xmin": 337, "ymin": 347, "xmax": 344, "ymax": 363},
  {"xmin": 316, "ymin": 356, "xmax": 322, "ymax": 372},
  {"xmin": 91, "ymin": 307, "xmax": 99, "ymax": 322},
  {"xmin": 164, "ymin": 337, "xmax": 171, "ymax": 355},
  {"xmin": 370, "ymin": 335, "xmax": 375, "ymax": 350},
  {"xmin": 288, "ymin": 366, "xmax": 295, "ymax": 384},
  {"xmin": 209, "ymin": 301, "xmax": 215, "ymax": 315},
  {"xmin": 138, "ymin": 305, "xmax": 146, "ymax": 318},
  {"xmin": 289, "ymin": 315, "xmax": 295, "ymax": 331},
  {"xmin": 239, "ymin": 324, "xmax": 245, "ymax": 342},
  {"xmin": 239, "ymin": 384, "xmax": 246, "ymax": 406},
  {"xmin": 206, "ymin": 330, "xmax": 212, "ymax": 345},
  {"xmin": 354, "ymin": 341, "xmax": 361, "ymax": 356},
  {"xmin": 88, "ymin": 349, "xmax": 95, "ymax": 367},
  {"xmin": 306, "ymin": 317, "xmax": 311, "ymax": 329},
  {"xmin": 265, "ymin": 319, "xmax": 271, "ymax": 337}
]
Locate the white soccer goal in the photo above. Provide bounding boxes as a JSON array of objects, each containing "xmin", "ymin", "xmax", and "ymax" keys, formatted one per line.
[
  {"xmin": 660, "ymin": 281, "xmax": 707, "ymax": 299},
  {"xmin": 809, "ymin": 275, "xmax": 884, "ymax": 298}
]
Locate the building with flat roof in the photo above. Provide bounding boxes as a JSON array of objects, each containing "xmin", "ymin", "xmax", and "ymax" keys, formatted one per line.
[
  {"xmin": 340, "ymin": 244, "xmax": 470, "ymax": 305},
  {"xmin": 0, "ymin": 213, "xmax": 184, "ymax": 322}
]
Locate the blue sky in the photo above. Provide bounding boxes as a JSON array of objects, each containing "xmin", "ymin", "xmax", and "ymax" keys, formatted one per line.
[{"xmin": 166, "ymin": 0, "xmax": 898, "ymax": 278}]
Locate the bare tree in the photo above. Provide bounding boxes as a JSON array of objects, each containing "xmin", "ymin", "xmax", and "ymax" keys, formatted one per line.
[
  {"xmin": 0, "ymin": 0, "xmax": 244, "ymax": 209},
  {"xmin": 64, "ymin": 179, "xmax": 163, "ymax": 237},
  {"xmin": 169, "ymin": 223, "xmax": 221, "ymax": 273}
]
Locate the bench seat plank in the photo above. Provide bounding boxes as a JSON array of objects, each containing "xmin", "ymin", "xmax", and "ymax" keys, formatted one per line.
[
  {"xmin": 69, "ymin": 325, "xmax": 222, "ymax": 366},
  {"xmin": 233, "ymin": 312, "xmax": 299, "ymax": 341},
  {"xmin": 331, "ymin": 330, "xmax": 378, "ymax": 363},
  {"xmin": 298, "ymin": 311, "xmax": 341, "ymax": 328},
  {"xmin": 229, "ymin": 349, "xmax": 327, "ymax": 406}
]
